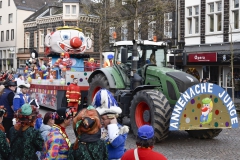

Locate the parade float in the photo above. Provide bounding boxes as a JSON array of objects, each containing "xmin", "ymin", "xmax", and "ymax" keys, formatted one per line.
[{"xmin": 26, "ymin": 26, "xmax": 99, "ymax": 110}]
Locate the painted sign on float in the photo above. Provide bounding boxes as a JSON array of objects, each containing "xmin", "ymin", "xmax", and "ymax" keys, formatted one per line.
[{"xmin": 169, "ymin": 83, "xmax": 239, "ymax": 131}]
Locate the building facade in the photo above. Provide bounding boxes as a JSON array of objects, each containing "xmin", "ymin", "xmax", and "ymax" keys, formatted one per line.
[
  {"xmin": 22, "ymin": 0, "xmax": 100, "ymax": 68},
  {"xmin": 170, "ymin": 0, "xmax": 240, "ymax": 91},
  {"xmin": 0, "ymin": 0, "xmax": 53, "ymax": 71}
]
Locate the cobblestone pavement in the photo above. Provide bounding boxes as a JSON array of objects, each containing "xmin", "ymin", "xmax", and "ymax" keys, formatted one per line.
[{"xmin": 40, "ymin": 107, "xmax": 240, "ymax": 160}]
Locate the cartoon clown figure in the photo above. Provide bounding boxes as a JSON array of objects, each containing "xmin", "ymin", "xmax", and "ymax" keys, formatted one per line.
[{"xmin": 200, "ymin": 97, "xmax": 213, "ymax": 124}]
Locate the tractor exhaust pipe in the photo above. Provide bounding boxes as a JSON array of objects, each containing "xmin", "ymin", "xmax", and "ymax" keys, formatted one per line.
[{"xmin": 131, "ymin": 40, "xmax": 141, "ymax": 90}]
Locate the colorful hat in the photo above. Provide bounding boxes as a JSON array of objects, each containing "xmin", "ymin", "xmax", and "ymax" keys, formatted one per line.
[
  {"xmin": 73, "ymin": 106, "xmax": 101, "ymax": 136},
  {"xmin": 107, "ymin": 54, "xmax": 114, "ymax": 60},
  {"xmin": 138, "ymin": 125, "xmax": 154, "ymax": 140},
  {"xmin": 14, "ymin": 104, "xmax": 39, "ymax": 128},
  {"xmin": 54, "ymin": 107, "xmax": 74, "ymax": 125},
  {"xmin": 92, "ymin": 89, "xmax": 121, "ymax": 115},
  {"xmin": 202, "ymin": 97, "xmax": 211, "ymax": 104}
]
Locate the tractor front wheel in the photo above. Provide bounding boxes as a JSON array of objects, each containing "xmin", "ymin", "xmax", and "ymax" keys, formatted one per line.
[
  {"xmin": 186, "ymin": 129, "xmax": 222, "ymax": 139},
  {"xmin": 130, "ymin": 90, "xmax": 172, "ymax": 142}
]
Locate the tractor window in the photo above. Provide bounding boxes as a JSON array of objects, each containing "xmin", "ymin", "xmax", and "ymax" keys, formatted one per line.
[{"xmin": 115, "ymin": 47, "xmax": 165, "ymax": 67}]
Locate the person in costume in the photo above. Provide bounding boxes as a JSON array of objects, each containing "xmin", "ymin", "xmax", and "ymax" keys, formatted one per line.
[
  {"xmin": 121, "ymin": 125, "xmax": 167, "ymax": 160},
  {"xmin": 86, "ymin": 58, "xmax": 97, "ymax": 72},
  {"xmin": 103, "ymin": 54, "xmax": 114, "ymax": 68},
  {"xmin": 0, "ymin": 80, "xmax": 17, "ymax": 138},
  {"xmin": 200, "ymin": 97, "xmax": 213, "ymax": 124},
  {"xmin": 67, "ymin": 105, "xmax": 108, "ymax": 160},
  {"xmin": 66, "ymin": 78, "xmax": 81, "ymax": 114},
  {"xmin": 13, "ymin": 83, "xmax": 31, "ymax": 112},
  {"xmin": 9, "ymin": 104, "xmax": 43, "ymax": 160},
  {"xmin": 42, "ymin": 107, "xmax": 73, "ymax": 159},
  {"xmin": 92, "ymin": 89, "xmax": 129, "ymax": 160},
  {"xmin": 0, "ymin": 106, "xmax": 11, "ymax": 160}
]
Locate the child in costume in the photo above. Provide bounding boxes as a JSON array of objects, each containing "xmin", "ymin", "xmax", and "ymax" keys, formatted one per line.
[
  {"xmin": 92, "ymin": 89, "xmax": 129, "ymax": 160},
  {"xmin": 42, "ymin": 107, "xmax": 73, "ymax": 159},
  {"xmin": 68, "ymin": 106, "xmax": 108, "ymax": 160},
  {"xmin": 0, "ymin": 106, "xmax": 11, "ymax": 160},
  {"xmin": 9, "ymin": 104, "xmax": 43, "ymax": 160}
]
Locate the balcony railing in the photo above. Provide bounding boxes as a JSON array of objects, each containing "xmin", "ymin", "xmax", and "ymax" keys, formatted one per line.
[{"xmin": 18, "ymin": 48, "xmax": 36, "ymax": 53}]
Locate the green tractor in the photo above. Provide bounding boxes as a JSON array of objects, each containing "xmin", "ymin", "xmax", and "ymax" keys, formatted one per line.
[{"xmin": 87, "ymin": 40, "xmax": 222, "ymax": 141}]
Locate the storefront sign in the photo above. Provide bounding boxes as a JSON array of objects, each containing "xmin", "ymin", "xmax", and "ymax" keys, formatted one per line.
[
  {"xmin": 188, "ymin": 52, "xmax": 217, "ymax": 62},
  {"xmin": 169, "ymin": 83, "xmax": 238, "ymax": 131}
]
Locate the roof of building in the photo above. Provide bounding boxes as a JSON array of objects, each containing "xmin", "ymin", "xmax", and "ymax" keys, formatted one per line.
[
  {"xmin": 23, "ymin": 1, "xmax": 63, "ymax": 23},
  {"xmin": 62, "ymin": 0, "xmax": 80, "ymax": 3},
  {"xmin": 14, "ymin": 0, "xmax": 53, "ymax": 12}
]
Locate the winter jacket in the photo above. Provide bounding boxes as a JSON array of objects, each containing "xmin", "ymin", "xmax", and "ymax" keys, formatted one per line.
[
  {"xmin": 39, "ymin": 124, "xmax": 52, "ymax": 142},
  {"xmin": 13, "ymin": 92, "xmax": 31, "ymax": 111}
]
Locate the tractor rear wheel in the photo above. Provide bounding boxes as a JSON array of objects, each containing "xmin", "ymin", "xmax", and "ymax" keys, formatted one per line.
[
  {"xmin": 130, "ymin": 90, "xmax": 172, "ymax": 142},
  {"xmin": 186, "ymin": 129, "xmax": 222, "ymax": 139},
  {"xmin": 87, "ymin": 73, "xmax": 114, "ymax": 105}
]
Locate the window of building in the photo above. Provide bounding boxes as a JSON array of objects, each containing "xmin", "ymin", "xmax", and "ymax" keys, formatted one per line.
[
  {"xmin": 110, "ymin": 0, "xmax": 115, "ymax": 7},
  {"xmin": 34, "ymin": 31, "xmax": 37, "ymax": 48},
  {"xmin": 0, "ymin": 16, "xmax": 1, "ymax": 25},
  {"xmin": 25, "ymin": 33, "xmax": 30, "ymax": 48},
  {"xmin": 39, "ymin": 30, "xmax": 44, "ymax": 47},
  {"xmin": 195, "ymin": 6, "xmax": 199, "ymax": 15},
  {"xmin": 72, "ymin": 5, "xmax": 76, "ymax": 14},
  {"xmin": 11, "ymin": 29, "xmax": 14, "ymax": 40},
  {"xmin": 47, "ymin": 28, "xmax": 52, "ymax": 34},
  {"xmin": 164, "ymin": 13, "xmax": 172, "ymax": 38},
  {"xmin": 121, "ymin": 21, "xmax": 128, "ymax": 41},
  {"xmin": 0, "ymin": 1, "xmax": 2, "ymax": 8},
  {"xmin": 217, "ymin": 1, "xmax": 222, "ymax": 11},
  {"xmin": 188, "ymin": 18, "xmax": 192, "ymax": 34},
  {"xmin": 1, "ymin": 31, "xmax": 4, "ymax": 41},
  {"xmin": 209, "ymin": 15, "xmax": 214, "ymax": 32},
  {"xmin": 6, "ymin": 30, "xmax": 9, "ymax": 41},
  {"xmin": 207, "ymin": 2, "xmax": 222, "ymax": 32},
  {"xmin": 232, "ymin": 0, "xmax": 240, "ymax": 29},
  {"xmin": 0, "ymin": 51, "xmax": 2, "ymax": 58},
  {"xmin": 234, "ymin": 0, "xmax": 239, "ymax": 8},
  {"xmin": 65, "ymin": 5, "xmax": 70, "ymax": 14},
  {"xmin": 186, "ymin": 6, "xmax": 199, "ymax": 35},
  {"xmin": 109, "ymin": 27, "xmax": 116, "ymax": 43},
  {"xmin": 8, "ymin": 14, "xmax": 13, "ymax": 23},
  {"xmin": 209, "ymin": 3, "xmax": 214, "ymax": 12},
  {"xmin": 188, "ymin": 7, "xmax": 192, "ymax": 16},
  {"xmin": 195, "ymin": 17, "xmax": 199, "ymax": 33}
]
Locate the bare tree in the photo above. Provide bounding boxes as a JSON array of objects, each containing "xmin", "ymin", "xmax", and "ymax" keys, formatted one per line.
[{"xmin": 82, "ymin": 0, "xmax": 175, "ymax": 66}]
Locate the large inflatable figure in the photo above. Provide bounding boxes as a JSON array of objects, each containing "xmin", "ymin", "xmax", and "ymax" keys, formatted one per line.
[{"xmin": 45, "ymin": 26, "xmax": 90, "ymax": 54}]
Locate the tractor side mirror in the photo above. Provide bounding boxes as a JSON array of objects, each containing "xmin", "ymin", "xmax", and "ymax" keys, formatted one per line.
[{"xmin": 121, "ymin": 48, "xmax": 128, "ymax": 63}]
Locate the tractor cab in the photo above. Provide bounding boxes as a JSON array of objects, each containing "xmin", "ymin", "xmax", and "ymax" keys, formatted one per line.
[{"xmin": 113, "ymin": 40, "xmax": 167, "ymax": 85}]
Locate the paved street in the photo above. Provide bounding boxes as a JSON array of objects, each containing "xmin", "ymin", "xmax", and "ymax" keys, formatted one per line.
[{"xmin": 39, "ymin": 107, "xmax": 240, "ymax": 160}]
